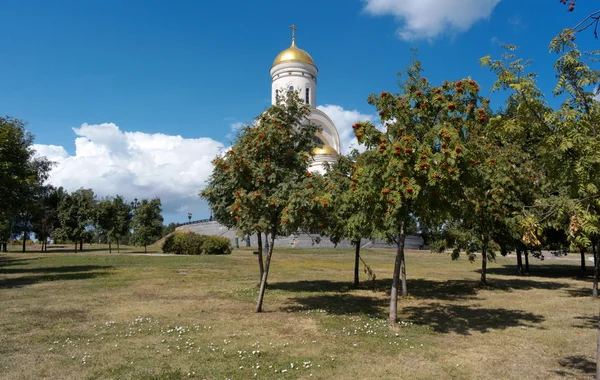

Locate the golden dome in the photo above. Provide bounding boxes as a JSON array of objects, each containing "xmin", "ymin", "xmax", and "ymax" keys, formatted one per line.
[
  {"xmin": 313, "ymin": 145, "xmax": 338, "ymax": 156},
  {"xmin": 273, "ymin": 40, "xmax": 315, "ymax": 67}
]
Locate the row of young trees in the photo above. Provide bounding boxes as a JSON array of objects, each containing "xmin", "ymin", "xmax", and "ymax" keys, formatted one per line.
[
  {"xmin": 202, "ymin": 31, "xmax": 600, "ymax": 325},
  {"xmin": 0, "ymin": 116, "xmax": 167, "ymax": 253}
]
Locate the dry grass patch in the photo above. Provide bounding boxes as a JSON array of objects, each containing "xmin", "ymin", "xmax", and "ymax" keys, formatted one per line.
[{"xmin": 0, "ymin": 247, "xmax": 597, "ymax": 379}]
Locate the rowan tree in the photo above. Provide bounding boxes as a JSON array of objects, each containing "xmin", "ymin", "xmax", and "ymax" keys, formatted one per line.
[
  {"xmin": 352, "ymin": 58, "xmax": 492, "ymax": 324},
  {"xmin": 322, "ymin": 152, "xmax": 375, "ymax": 287},
  {"xmin": 203, "ymin": 92, "xmax": 322, "ymax": 312},
  {"xmin": 483, "ymin": 38, "xmax": 600, "ymax": 289}
]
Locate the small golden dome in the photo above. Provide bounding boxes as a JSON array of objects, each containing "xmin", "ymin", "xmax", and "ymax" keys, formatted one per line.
[
  {"xmin": 313, "ymin": 145, "xmax": 338, "ymax": 156},
  {"xmin": 273, "ymin": 40, "xmax": 315, "ymax": 67}
]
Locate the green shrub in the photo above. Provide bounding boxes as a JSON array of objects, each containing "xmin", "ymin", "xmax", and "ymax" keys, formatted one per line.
[
  {"xmin": 202, "ymin": 235, "xmax": 232, "ymax": 255},
  {"xmin": 161, "ymin": 232, "xmax": 231, "ymax": 255},
  {"xmin": 162, "ymin": 232, "xmax": 205, "ymax": 255}
]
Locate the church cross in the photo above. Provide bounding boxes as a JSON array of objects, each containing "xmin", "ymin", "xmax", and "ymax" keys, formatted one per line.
[{"xmin": 290, "ymin": 24, "xmax": 298, "ymax": 41}]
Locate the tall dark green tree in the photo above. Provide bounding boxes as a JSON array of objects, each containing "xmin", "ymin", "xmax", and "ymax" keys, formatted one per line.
[
  {"xmin": 132, "ymin": 198, "xmax": 163, "ymax": 253},
  {"xmin": 96, "ymin": 197, "xmax": 117, "ymax": 253},
  {"xmin": 112, "ymin": 195, "xmax": 132, "ymax": 253},
  {"xmin": 30, "ymin": 185, "xmax": 66, "ymax": 251},
  {"xmin": 57, "ymin": 188, "xmax": 96, "ymax": 251},
  {"xmin": 0, "ymin": 116, "xmax": 51, "ymax": 252},
  {"xmin": 323, "ymin": 152, "xmax": 374, "ymax": 287}
]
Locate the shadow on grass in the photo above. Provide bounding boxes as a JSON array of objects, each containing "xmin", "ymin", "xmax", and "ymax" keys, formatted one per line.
[
  {"xmin": 484, "ymin": 264, "xmax": 591, "ymax": 279},
  {"xmin": 283, "ymin": 294, "xmax": 387, "ymax": 315},
  {"xmin": 0, "ymin": 268, "xmax": 112, "ymax": 289},
  {"xmin": 401, "ymin": 303, "xmax": 544, "ymax": 335},
  {"xmin": 268, "ymin": 280, "xmax": 388, "ymax": 293},
  {"xmin": 572, "ymin": 314, "xmax": 598, "ymax": 329},
  {"xmin": 554, "ymin": 355, "xmax": 595, "ymax": 377},
  {"xmin": 0, "ymin": 265, "xmax": 112, "ymax": 274},
  {"xmin": 0, "ymin": 256, "xmax": 37, "ymax": 268},
  {"xmin": 270, "ymin": 277, "xmax": 570, "ymax": 302},
  {"xmin": 564, "ymin": 287, "xmax": 595, "ymax": 298}
]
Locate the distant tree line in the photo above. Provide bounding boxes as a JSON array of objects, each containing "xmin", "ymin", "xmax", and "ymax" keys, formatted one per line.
[{"xmin": 0, "ymin": 116, "xmax": 174, "ymax": 253}]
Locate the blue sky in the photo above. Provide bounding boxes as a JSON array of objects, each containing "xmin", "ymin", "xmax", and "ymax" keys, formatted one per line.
[{"xmin": 1, "ymin": 0, "xmax": 598, "ymax": 223}]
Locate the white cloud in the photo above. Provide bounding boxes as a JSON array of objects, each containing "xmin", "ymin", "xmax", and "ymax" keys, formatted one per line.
[
  {"xmin": 362, "ymin": 0, "xmax": 501, "ymax": 41},
  {"xmin": 225, "ymin": 121, "xmax": 245, "ymax": 141},
  {"xmin": 317, "ymin": 105, "xmax": 375, "ymax": 154},
  {"xmin": 33, "ymin": 123, "xmax": 225, "ymax": 223}
]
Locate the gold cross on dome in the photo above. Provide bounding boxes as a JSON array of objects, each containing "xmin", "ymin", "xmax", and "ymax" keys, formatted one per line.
[{"xmin": 290, "ymin": 24, "xmax": 298, "ymax": 41}]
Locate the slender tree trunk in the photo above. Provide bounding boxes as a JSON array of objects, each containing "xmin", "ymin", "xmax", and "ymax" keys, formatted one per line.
[
  {"xmin": 593, "ymin": 242, "xmax": 599, "ymax": 297},
  {"xmin": 481, "ymin": 237, "xmax": 488, "ymax": 285},
  {"xmin": 596, "ymin": 306, "xmax": 600, "ymax": 380},
  {"xmin": 257, "ymin": 233, "xmax": 264, "ymax": 282},
  {"xmin": 524, "ymin": 250, "xmax": 530, "ymax": 273},
  {"xmin": 354, "ymin": 239, "xmax": 361, "ymax": 287},
  {"xmin": 2, "ymin": 242, "xmax": 6, "ymax": 252},
  {"xmin": 40, "ymin": 239, "xmax": 44, "ymax": 252},
  {"xmin": 108, "ymin": 240, "xmax": 112, "ymax": 254},
  {"xmin": 117, "ymin": 238, "xmax": 120, "ymax": 253},
  {"xmin": 144, "ymin": 244, "xmax": 147, "ymax": 253},
  {"xmin": 400, "ymin": 243, "xmax": 408, "ymax": 297},
  {"xmin": 264, "ymin": 233, "xmax": 270, "ymax": 254},
  {"xmin": 246, "ymin": 235, "xmax": 251, "ymax": 247},
  {"xmin": 74, "ymin": 242, "xmax": 77, "ymax": 252},
  {"xmin": 389, "ymin": 221, "xmax": 406, "ymax": 325},
  {"xmin": 256, "ymin": 232, "xmax": 276, "ymax": 312},
  {"xmin": 80, "ymin": 240, "xmax": 83, "ymax": 251},
  {"xmin": 516, "ymin": 248, "xmax": 523, "ymax": 275},
  {"xmin": 22, "ymin": 230, "xmax": 26, "ymax": 253},
  {"xmin": 581, "ymin": 248, "xmax": 587, "ymax": 272}
]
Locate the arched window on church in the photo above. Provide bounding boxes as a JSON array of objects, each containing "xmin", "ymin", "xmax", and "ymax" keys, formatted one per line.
[
  {"xmin": 288, "ymin": 86, "xmax": 294, "ymax": 93},
  {"xmin": 305, "ymin": 88, "xmax": 310, "ymax": 104}
]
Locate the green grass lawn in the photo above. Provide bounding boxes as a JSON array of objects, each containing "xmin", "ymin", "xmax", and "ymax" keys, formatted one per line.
[{"xmin": 0, "ymin": 246, "xmax": 597, "ymax": 379}]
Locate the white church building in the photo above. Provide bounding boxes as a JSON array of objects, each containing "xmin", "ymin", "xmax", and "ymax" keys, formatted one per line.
[{"xmin": 270, "ymin": 26, "xmax": 340, "ymax": 173}]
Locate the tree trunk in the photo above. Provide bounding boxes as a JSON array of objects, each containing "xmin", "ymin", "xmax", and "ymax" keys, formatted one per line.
[
  {"xmin": 481, "ymin": 237, "xmax": 488, "ymax": 285},
  {"xmin": 581, "ymin": 248, "xmax": 587, "ymax": 272},
  {"xmin": 144, "ymin": 244, "xmax": 147, "ymax": 253},
  {"xmin": 594, "ymin": 242, "xmax": 599, "ymax": 297},
  {"xmin": 117, "ymin": 239, "xmax": 120, "ymax": 254},
  {"xmin": 80, "ymin": 240, "xmax": 83, "ymax": 251},
  {"xmin": 354, "ymin": 239, "xmax": 361, "ymax": 287},
  {"xmin": 389, "ymin": 221, "xmax": 406, "ymax": 325},
  {"xmin": 22, "ymin": 230, "xmax": 26, "ymax": 252},
  {"xmin": 596, "ymin": 306, "xmax": 600, "ymax": 379},
  {"xmin": 74, "ymin": 242, "xmax": 77, "ymax": 252},
  {"xmin": 524, "ymin": 250, "xmax": 530, "ymax": 273},
  {"xmin": 516, "ymin": 248, "xmax": 523, "ymax": 275},
  {"xmin": 2, "ymin": 242, "xmax": 6, "ymax": 252},
  {"xmin": 246, "ymin": 235, "xmax": 251, "ymax": 247},
  {"xmin": 264, "ymin": 233, "xmax": 270, "ymax": 254},
  {"xmin": 257, "ymin": 233, "xmax": 264, "ymax": 282},
  {"xmin": 108, "ymin": 240, "xmax": 112, "ymax": 254},
  {"xmin": 256, "ymin": 232, "xmax": 276, "ymax": 312},
  {"xmin": 40, "ymin": 239, "xmax": 44, "ymax": 252}
]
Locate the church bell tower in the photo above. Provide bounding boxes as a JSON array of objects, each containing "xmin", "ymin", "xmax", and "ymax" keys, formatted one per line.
[{"xmin": 269, "ymin": 26, "xmax": 341, "ymax": 174}]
